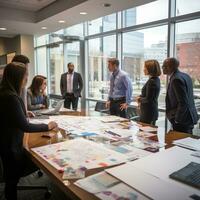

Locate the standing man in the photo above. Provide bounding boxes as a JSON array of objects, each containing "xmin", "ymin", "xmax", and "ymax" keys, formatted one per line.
[
  {"xmin": 106, "ymin": 58, "xmax": 132, "ymax": 118},
  {"xmin": 60, "ymin": 62, "xmax": 83, "ymax": 110},
  {"xmin": 162, "ymin": 57, "xmax": 199, "ymax": 134}
]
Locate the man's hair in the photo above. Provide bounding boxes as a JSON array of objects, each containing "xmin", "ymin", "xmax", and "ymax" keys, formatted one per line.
[
  {"xmin": 168, "ymin": 57, "xmax": 180, "ymax": 69},
  {"xmin": 108, "ymin": 58, "xmax": 119, "ymax": 67},
  {"xmin": 12, "ymin": 55, "xmax": 30, "ymax": 65},
  {"xmin": 67, "ymin": 62, "xmax": 74, "ymax": 67},
  {"xmin": 1, "ymin": 62, "xmax": 27, "ymax": 95},
  {"xmin": 145, "ymin": 59, "xmax": 161, "ymax": 77}
]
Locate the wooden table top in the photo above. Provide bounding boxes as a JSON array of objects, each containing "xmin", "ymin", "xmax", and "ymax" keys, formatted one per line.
[{"xmin": 24, "ymin": 114, "xmax": 194, "ymax": 200}]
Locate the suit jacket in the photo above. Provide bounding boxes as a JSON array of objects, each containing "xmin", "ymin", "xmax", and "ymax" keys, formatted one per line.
[
  {"xmin": 140, "ymin": 77, "xmax": 160, "ymax": 123},
  {"xmin": 166, "ymin": 69, "xmax": 199, "ymax": 126},
  {"xmin": 0, "ymin": 87, "xmax": 49, "ymax": 179},
  {"xmin": 60, "ymin": 72, "xmax": 83, "ymax": 98}
]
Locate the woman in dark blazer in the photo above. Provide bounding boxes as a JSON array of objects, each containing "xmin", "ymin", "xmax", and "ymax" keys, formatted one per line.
[
  {"xmin": 27, "ymin": 75, "xmax": 49, "ymax": 111},
  {"xmin": 0, "ymin": 62, "xmax": 57, "ymax": 200},
  {"xmin": 136, "ymin": 60, "xmax": 161, "ymax": 125}
]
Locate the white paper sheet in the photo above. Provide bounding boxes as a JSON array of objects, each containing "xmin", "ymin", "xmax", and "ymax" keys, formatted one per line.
[
  {"xmin": 173, "ymin": 137, "xmax": 200, "ymax": 151},
  {"xmin": 106, "ymin": 164, "xmax": 195, "ymax": 200},
  {"xmin": 32, "ymin": 138, "xmax": 127, "ymax": 170}
]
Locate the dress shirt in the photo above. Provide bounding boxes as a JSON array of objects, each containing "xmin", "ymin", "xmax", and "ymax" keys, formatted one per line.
[
  {"xmin": 66, "ymin": 72, "xmax": 74, "ymax": 93},
  {"xmin": 109, "ymin": 69, "xmax": 132, "ymax": 104}
]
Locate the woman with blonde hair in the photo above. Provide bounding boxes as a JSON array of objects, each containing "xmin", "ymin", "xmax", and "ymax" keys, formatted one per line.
[{"xmin": 136, "ymin": 59, "xmax": 161, "ymax": 125}]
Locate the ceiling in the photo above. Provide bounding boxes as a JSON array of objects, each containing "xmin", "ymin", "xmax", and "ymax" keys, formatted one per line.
[
  {"xmin": 0, "ymin": 0, "xmax": 56, "ymax": 11},
  {"xmin": 0, "ymin": 0, "xmax": 155, "ymax": 38}
]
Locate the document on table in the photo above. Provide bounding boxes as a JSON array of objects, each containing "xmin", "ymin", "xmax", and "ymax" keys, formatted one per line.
[
  {"xmin": 106, "ymin": 163, "xmax": 197, "ymax": 200},
  {"xmin": 173, "ymin": 137, "xmax": 200, "ymax": 151}
]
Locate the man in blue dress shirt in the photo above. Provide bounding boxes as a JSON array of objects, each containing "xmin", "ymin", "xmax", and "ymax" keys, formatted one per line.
[{"xmin": 106, "ymin": 58, "xmax": 133, "ymax": 118}]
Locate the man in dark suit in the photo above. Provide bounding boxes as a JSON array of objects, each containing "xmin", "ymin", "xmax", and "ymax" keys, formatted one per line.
[
  {"xmin": 162, "ymin": 57, "xmax": 199, "ymax": 134},
  {"xmin": 60, "ymin": 62, "xmax": 83, "ymax": 110}
]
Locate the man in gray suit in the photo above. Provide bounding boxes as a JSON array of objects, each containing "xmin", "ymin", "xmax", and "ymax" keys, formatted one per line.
[{"xmin": 60, "ymin": 62, "xmax": 83, "ymax": 110}]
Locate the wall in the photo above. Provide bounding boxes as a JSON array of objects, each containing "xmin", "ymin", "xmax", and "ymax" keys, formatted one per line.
[{"xmin": 0, "ymin": 34, "xmax": 35, "ymax": 85}]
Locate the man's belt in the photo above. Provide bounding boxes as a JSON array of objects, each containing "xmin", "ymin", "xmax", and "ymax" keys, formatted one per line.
[{"xmin": 109, "ymin": 97, "xmax": 126, "ymax": 102}]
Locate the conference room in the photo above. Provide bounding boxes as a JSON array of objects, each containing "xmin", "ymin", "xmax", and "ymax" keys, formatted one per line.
[{"xmin": 0, "ymin": 0, "xmax": 200, "ymax": 200}]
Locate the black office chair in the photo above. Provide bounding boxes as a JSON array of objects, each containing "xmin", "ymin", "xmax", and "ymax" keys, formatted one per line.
[
  {"xmin": 0, "ymin": 157, "xmax": 51, "ymax": 199},
  {"xmin": 94, "ymin": 101, "xmax": 110, "ymax": 114},
  {"xmin": 126, "ymin": 106, "xmax": 140, "ymax": 121}
]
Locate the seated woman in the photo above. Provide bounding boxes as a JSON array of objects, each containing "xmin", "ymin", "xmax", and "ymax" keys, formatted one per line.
[
  {"xmin": 27, "ymin": 75, "xmax": 49, "ymax": 110},
  {"xmin": 136, "ymin": 59, "xmax": 161, "ymax": 125},
  {"xmin": 0, "ymin": 62, "xmax": 57, "ymax": 200}
]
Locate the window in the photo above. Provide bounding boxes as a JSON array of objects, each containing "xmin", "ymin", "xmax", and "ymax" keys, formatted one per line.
[
  {"xmin": 122, "ymin": 25, "xmax": 167, "ymax": 106},
  {"xmin": 103, "ymin": 13, "xmax": 116, "ymax": 32},
  {"xmin": 65, "ymin": 42, "xmax": 80, "ymax": 72},
  {"xmin": 123, "ymin": 0, "xmax": 168, "ymax": 27},
  {"xmin": 175, "ymin": 19, "xmax": 200, "ymax": 90},
  {"xmin": 36, "ymin": 47, "xmax": 47, "ymax": 76},
  {"xmin": 35, "ymin": 35, "xmax": 48, "ymax": 47},
  {"xmin": 49, "ymin": 44, "xmax": 64, "ymax": 94},
  {"xmin": 65, "ymin": 23, "xmax": 83, "ymax": 37},
  {"xmin": 88, "ymin": 35, "xmax": 116, "ymax": 100},
  {"xmin": 176, "ymin": 0, "xmax": 200, "ymax": 16}
]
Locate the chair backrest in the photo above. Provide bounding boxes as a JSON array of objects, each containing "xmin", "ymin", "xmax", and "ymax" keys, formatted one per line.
[
  {"xmin": 94, "ymin": 101, "xmax": 110, "ymax": 114},
  {"xmin": 126, "ymin": 106, "xmax": 140, "ymax": 121}
]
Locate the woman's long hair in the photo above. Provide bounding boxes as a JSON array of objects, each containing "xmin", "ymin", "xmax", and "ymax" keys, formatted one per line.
[
  {"xmin": 29, "ymin": 75, "xmax": 46, "ymax": 96},
  {"xmin": 1, "ymin": 62, "xmax": 27, "ymax": 95}
]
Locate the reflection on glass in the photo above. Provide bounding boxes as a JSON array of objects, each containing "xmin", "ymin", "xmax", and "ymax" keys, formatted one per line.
[
  {"xmin": 176, "ymin": 0, "xmax": 200, "ymax": 16},
  {"xmin": 65, "ymin": 42, "xmax": 80, "ymax": 72},
  {"xmin": 88, "ymin": 17, "xmax": 102, "ymax": 35},
  {"xmin": 122, "ymin": 26, "xmax": 167, "ymax": 105},
  {"xmin": 65, "ymin": 24, "xmax": 83, "ymax": 37},
  {"xmin": 36, "ymin": 47, "xmax": 47, "ymax": 76},
  {"xmin": 103, "ymin": 13, "xmax": 116, "ymax": 32},
  {"xmin": 49, "ymin": 44, "xmax": 64, "ymax": 94},
  {"xmin": 35, "ymin": 35, "xmax": 49, "ymax": 47},
  {"xmin": 49, "ymin": 30, "xmax": 64, "ymax": 43},
  {"xmin": 123, "ymin": 0, "xmax": 168, "ymax": 27},
  {"xmin": 175, "ymin": 19, "xmax": 200, "ymax": 89},
  {"xmin": 88, "ymin": 35, "xmax": 116, "ymax": 100}
]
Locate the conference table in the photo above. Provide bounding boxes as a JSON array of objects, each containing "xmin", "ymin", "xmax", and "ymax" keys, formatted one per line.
[{"xmin": 24, "ymin": 110, "xmax": 196, "ymax": 200}]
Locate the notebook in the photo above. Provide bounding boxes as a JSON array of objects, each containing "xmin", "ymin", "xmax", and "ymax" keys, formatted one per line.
[{"xmin": 169, "ymin": 162, "xmax": 200, "ymax": 189}]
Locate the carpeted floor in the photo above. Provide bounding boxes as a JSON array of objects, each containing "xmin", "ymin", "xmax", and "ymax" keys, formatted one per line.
[{"xmin": 0, "ymin": 171, "xmax": 70, "ymax": 200}]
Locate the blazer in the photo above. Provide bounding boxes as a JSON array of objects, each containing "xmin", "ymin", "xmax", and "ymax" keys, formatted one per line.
[
  {"xmin": 60, "ymin": 72, "xmax": 83, "ymax": 98},
  {"xmin": 166, "ymin": 69, "xmax": 199, "ymax": 126},
  {"xmin": 139, "ymin": 77, "xmax": 160, "ymax": 123},
  {"xmin": 0, "ymin": 87, "xmax": 49, "ymax": 180},
  {"xmin": 27, "ymin": 88, "xmax": 49, "ymax": 111}
]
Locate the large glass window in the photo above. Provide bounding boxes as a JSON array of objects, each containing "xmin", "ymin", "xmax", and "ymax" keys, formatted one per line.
[
  {"xmin": 65, "ymin": 42, "xmax": 80, "ymax": 72},
  {"xmin": 176, "ymin": 0, "xmax": 200, "ymax": 16},
  {"xmin": 49, "ymin": 44, "xmax": 64, "ymax": 94},
  {"xmin": 175, "ymin": 19, "xmax": 200, "ymax": 91},
  {"xmin": 88, "ymin": 13, "xmax": 116, "ymax": 35},
  {"xmin": 65, "ymin": 23, "xmax": 83, "ymax": 37},
  {"xmin": 88, "ymin": 35, "xmax": 116, "ymax": 100},
  {"xmin": 35, "ymin": 34, "xmax": 49, "ymax": 47},
  {"xmin": 123, "ymin": 0, "xmax": 168, "ymax": 27},
  {"xmin": 36, "ymin": 47, "xmax": 47, "ymax": 76},
  {"xmin": 122, "ymin": 25, "xmax": 168, "ymax": 106}
]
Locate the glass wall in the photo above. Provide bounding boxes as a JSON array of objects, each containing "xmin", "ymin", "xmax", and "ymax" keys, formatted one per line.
[
  {"xmin": 88, "ymin": 35, "xmax": 116, "ymax": 100},
  {"xmin": 34, "ymin": 0, "xmax": 200, "ymax": 132},
  {"xmin": 49, "ymin": 44, "xmax": 64, "ymax": 94}
]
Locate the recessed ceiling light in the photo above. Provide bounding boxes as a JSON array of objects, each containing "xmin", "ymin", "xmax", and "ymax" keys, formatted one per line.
[
  {"xmin": 0, "ymin": 27, "xmax": 7, "ymax": 31},
  {"xmin": 80, "ymin": 12, "xmax": 87, "ymax": 15},
  {"xmin": 41, "ymin": 26, "xmax": 47, "ymax": 30},
  {"xmin": 58, "ymin": 20, "xmax": 65, "ymax": 23},
  {"xmin": 103, "ymin": 3, "xmax": 111, "ymax": 7}
]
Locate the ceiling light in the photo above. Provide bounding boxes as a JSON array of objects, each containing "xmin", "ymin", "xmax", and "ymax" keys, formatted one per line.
[
  {"xmin": 80, "ymin": 12, "xmax": 87, "ymax": 15},
  {"xmin": 0, "ymin": 27, "xmax": 7, "ymax": 31},
  {"xmin": 103, "ymin": 3, "xmax": 111, "ymax": 7},
  {"xmin": 59, "ymin": 20, "xmax": 65, "ymax": 23},
  {"xmin": 41, "ymin": 27, "xmax": 47, "ymax": 30}
]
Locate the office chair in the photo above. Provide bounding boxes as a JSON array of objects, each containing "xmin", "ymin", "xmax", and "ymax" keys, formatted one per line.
[
  {"xmin": 126, "ymin": 106, "xmax": 140, "ymax": 121},
  {"xmin": 94, "ymin": 101, "xmax": 110, "ymax": 114},
  {"xmin": 0, "ymin": 157, "xmax": 51, "ymax": 199}
]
